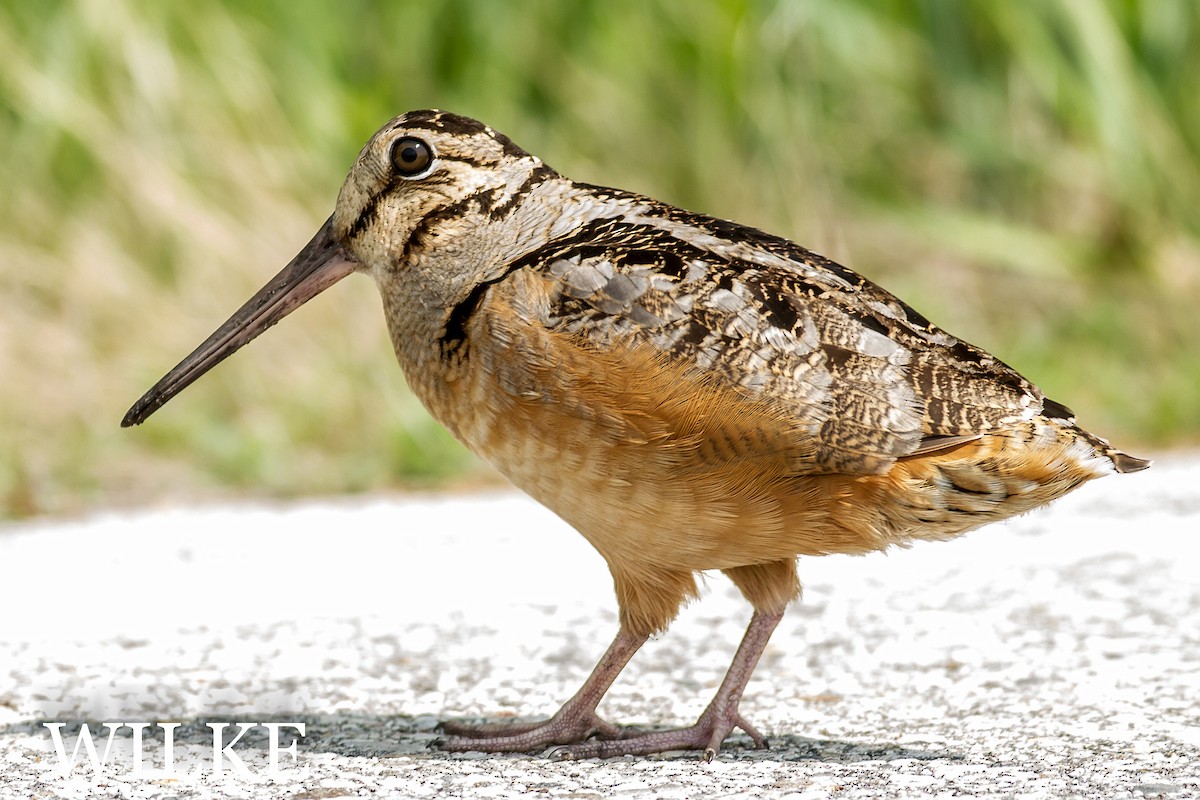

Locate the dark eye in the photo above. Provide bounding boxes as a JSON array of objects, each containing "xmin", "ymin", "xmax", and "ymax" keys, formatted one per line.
[{"xmin": 390, "ymin": 137, "xmax": 433, "ymax": 177}]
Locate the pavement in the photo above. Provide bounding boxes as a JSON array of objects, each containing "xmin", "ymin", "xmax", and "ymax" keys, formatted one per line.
[{"xmin": 0, "ymin": 456, "xmax": 1197, "ymax": 799}]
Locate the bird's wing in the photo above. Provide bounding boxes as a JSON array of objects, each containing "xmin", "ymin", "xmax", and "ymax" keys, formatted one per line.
[{"xmin": 476, "ymin": 199, "xmax": 1046, "ymax": 476}]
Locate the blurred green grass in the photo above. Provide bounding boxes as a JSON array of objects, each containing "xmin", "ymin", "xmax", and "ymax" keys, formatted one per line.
[{"xmin": 2, "ymin": 0, "xmax": 1197, "ymax": 518}]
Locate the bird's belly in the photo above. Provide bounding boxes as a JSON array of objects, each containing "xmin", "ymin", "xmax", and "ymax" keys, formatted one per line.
[
  {"xmin": 404, "ymin": 350, "xmax": 1113, "ymax": 577},
  {"xmin": 455, "ymin": 400, "xmax": 1111, "ymax": 574},
  {"xmin": 406, "ymin": 360, "xmax": 824, "ymax": 572}
]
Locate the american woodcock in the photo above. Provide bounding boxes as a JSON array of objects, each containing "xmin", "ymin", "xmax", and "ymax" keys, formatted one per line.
[{"xmin": 123, "ymin": 110, "xmax": 1149, "ymax": 760}]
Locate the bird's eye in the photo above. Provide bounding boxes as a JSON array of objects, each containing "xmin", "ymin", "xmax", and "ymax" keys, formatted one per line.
[{"xmin": 390, "ymin": 137, "xmax": 433, "ymax": 177}]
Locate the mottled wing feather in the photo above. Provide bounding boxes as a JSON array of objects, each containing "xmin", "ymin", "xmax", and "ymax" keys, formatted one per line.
[{"xmin": 513, "ymin": 199, "xmax": 1043, "ymax": 475}]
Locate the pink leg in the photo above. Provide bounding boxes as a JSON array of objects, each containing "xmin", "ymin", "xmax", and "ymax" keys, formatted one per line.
[
  {"xmin": 439, "ymin": 626, "xmax": 648, "ymax": 752},
  {"xmin": 552, "ymin": 610, "xmax": 784, "ymax": 761}
]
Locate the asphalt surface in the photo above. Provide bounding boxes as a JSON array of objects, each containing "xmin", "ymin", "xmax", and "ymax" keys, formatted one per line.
[{"xmin": 1, "ymin": 456, "xmax": 1197, "ymax": 798}]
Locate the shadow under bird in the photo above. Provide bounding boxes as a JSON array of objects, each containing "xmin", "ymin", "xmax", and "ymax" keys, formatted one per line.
[{"xmin": 123, "ymin": 110, "xmax": 1150, "ymax": 760}]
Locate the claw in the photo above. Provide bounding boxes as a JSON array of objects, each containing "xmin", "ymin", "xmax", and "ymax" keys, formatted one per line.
[
  {"xmin": 438, "ymin": 710, "xmax": 625, "ymax": 753},
  {"xmin": 734, "ymin": 713, "xmax": 767, "ymax": 748},
  {"xmin": 437, "ymin": 612, "xmax": 782, "ymax": 760}
]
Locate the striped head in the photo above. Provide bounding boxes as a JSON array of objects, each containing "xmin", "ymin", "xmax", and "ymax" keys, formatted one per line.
[
  {"xmin": 122, "ymin": 110, "xmax": 563, "ymax": 426},
  {"xmin": 334, "ymin": 111, "xmax": 558, "ymax": 294}
]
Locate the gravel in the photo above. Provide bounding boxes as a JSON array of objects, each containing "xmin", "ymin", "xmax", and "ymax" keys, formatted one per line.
[{"xmin": 1, "ymin": 456, "xmax": 1197, "ymax": 798}]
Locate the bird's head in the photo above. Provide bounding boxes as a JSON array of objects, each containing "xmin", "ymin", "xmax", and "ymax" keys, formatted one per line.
[
  {"xmin": 333, "ymin": 110, "xmax": 549, "ymax": 284},
  {"xmin": 122, "ymin": 110, "xmax": 552, "ymax": 427}
]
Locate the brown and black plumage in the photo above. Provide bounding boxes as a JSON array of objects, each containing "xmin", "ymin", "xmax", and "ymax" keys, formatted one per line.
[{"xmin": 123, "ymin": 110, "xmax": 1149, "ymax": 760}]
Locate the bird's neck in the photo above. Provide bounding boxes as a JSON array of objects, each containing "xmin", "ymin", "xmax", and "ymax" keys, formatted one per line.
[{"xmin": 375, "ymin": 178, "xmax": 649, "ymax": 378}]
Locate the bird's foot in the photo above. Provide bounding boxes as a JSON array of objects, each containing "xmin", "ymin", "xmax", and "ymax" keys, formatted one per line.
[
  {"xmin": 438, "ymin": 626, "xmax": 651, "ymax": 753},
  {"xmin": 548, "ymin": 703, "xmax": 766, "ymax": 761},
  {"xmin": 437, "ymin": 709, "xmax": 626, "ymax": 752}
]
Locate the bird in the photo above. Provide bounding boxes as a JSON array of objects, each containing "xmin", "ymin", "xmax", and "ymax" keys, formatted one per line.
[{"xmin": 123, "ymin": 109, "xmax": 1150, "ymax": 761}]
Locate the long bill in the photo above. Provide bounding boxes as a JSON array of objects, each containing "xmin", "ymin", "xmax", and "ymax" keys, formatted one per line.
[{"xmin": 121, "ymin": 216, "xmax": 357, "ymax": 427}]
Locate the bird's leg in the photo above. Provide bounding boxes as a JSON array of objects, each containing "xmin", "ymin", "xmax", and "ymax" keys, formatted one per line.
[
  {"xmin": 438, "ymin": 626, "xmax": 649, "ymax": 751},
  {"xmin": 551, "ymin": 610, "xmax": 784, "ymax": 761}
]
